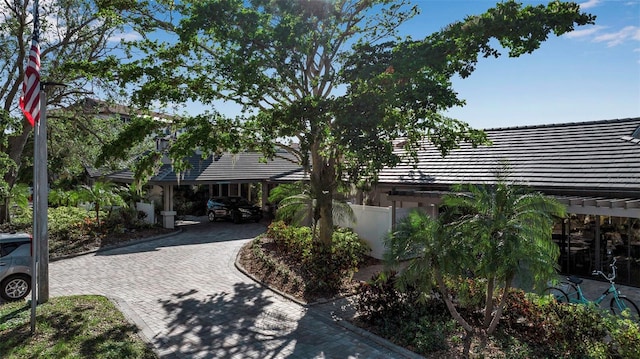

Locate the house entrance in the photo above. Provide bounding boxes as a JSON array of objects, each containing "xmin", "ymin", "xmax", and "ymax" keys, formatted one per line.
[{"xmin": 554, "ymin": 215, "xmax": 640, "ymax": 287}]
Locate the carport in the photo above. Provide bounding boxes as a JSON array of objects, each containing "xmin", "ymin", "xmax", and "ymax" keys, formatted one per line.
[{"xmin": 107, "ymin": 151, "xmax": 302, "ymax": 228}]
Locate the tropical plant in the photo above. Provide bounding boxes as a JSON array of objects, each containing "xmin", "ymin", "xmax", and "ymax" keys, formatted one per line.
[
  {"xmin": 49, "ymin": 188, "xmax": 81, "ymax": 207},
  {"xmin": 274, "ymin": 183, "xmax": 356, "ymax": 240},
  {"xmin": 8, "ymin": 183, "xmax": 31, "ymax": 212},
  {"xmin": 77, "ymin": 181, "xmax": 125, "ymax": 225},
  {"xmin": 385, "ymin": 172, "xmax": 566, "ymax": 355}
]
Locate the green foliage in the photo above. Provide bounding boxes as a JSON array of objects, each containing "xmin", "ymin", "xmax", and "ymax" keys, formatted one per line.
[
  {"xmin": 500, "ymin": 289, "xmax": 640, "ymax": 358},
  {"xmin": 271, "ymin": 182, "xmax": 356, "ymax": 237},
  {"xmin": 49, "ymin": 187, "xmax": 81, "ymax": 207},
  {"xmin": 0, "ymin": 134, "xmax": 17, "ymax": 210},
  {"xmin": 356, "ymin": 283, "xmax": 640, "ymax": 357},
  {"xmin": 95, "ymin": 115, "xmax": 163, "ymax": 169},
  {"xmin": 443, "ymin": 174, "xmax": 566, "ymax": 291},
  {"xmin": 268, "ymin": 182, "xmax": 307, "ymax": 204},
  {"xmin": 356, "ymin": 272, "xmax": 456, "ymax": 355},
  {"xmin": 267, "ymin": 220, "xmax": 313, "ymax": 260},
  {"xmin": 47, "ymin": 207, "xmax": 94, "ymax": 234},
  {"xmin": 265, "ymin": 221, "xmax": 369, "ymax": 294},
  {"xmin": 78, "ymin": 181, "xmax": 126, "ymax": 225},
  {"xmin": 109, "ymin": 0, "xmax": 593, "ymax": 246},
  {"xmin": 6, "ymin": 205, "xmax": 161, "ymax": 258},
  {"xmin": 385, "ymin": 169, "xmax": 567, "ymax": 337},
  {"xmin": 330, "ymin": 227, "xmax": 370, "ymax": 270},
  {"xmin": 7, "ymin": 183, "xmax": 31, "ymax": 214},
  {"xmin": 444, "ymin": 276, "xmax": 488, "ymax": 311},
  {"xmin": 602, "ymin": 313, "xmax": 640, "ymax": 358},
  {"xmin": 1, "ymin": 0, "xmax": 150, "ymax": 225}
]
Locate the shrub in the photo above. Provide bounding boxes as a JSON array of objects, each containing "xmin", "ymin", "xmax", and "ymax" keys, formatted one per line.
[
  {"xmin": 301, "ymin": 228, "xmax": 369, "ymax": 293},
  {"xmin": 265, "ymin": 221, "xmax": 369, "ymax": 295},
  {"xmin": 356, "ymin": 283, "xmax": 640, "ymax": 357},
  {"xmin": 355, "ymin": 272, "xmax": 455, "ymax": 355},
  {"xmin": 330, "ymin": 227, "xmax": 369, "ymax": 269},
  {"xmin": 602, "ymin": 314, "xmax": 640, "ymax": 358},
  {"xmin": 266, "ymin": 220, "xmax": 313, "ymax": 260},
  {"xmin": 501, "ymin": 289, "xmax": 640, "ymax": 358}
]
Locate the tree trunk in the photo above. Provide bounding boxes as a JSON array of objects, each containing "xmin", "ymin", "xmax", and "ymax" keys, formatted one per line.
[
  {"xmin": 0, "ymin": 198, "xmax": 9, "ymax": 224},
  {"xmin": 434, "ymin": 266, "xmax": 474, "ymax": 358},
  {"xmin": 487, "ymin": 277, "xmax": 513, "ymax": 335},
  {"xmin": 434, "ymin": 266, "xmax": 474, "ymax": 333},
  {"xmin": 483, "ymin": 275, "xmax": 495, "ymax": 328},
  {"xmin": 309, "ymin": 144, "xmax": 336, "ymax": 246}
]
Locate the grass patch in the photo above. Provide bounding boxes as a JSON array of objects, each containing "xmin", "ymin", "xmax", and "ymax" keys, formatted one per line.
[{"xmin": 0, "ymin": 295, "xmax": 156, "ymax": 359}]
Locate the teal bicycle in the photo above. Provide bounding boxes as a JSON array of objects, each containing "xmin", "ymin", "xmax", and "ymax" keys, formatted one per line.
[{"xmin": 544, "ymin": 258, "xmax": 640, "ymax": 321}]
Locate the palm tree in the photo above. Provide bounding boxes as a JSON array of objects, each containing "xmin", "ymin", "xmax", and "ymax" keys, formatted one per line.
[
  {"xmin": 272, "ymin": 182, "xmax": 356, "ymax": 240},
  {"xmin": 386, "ymin": 171, "xmax": 566, "ymax": 355},
  {"xmin": 78, "ymin": 181, "xmax": 125, "ymax": 226}
]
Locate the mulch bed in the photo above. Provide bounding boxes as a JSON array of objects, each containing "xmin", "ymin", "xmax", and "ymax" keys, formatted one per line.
[{"xmin": 237, "ymin": 236, "xmax": 381, "ymax": 304}]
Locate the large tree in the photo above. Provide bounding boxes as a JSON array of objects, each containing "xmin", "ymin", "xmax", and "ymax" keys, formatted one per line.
[
  {"xmin": 0, "ymin": 0, "xmax": 146, "ymax": 222},
  {"xmin": 104, "ymin": 0, "xmax": 594, "ymax": 245}
]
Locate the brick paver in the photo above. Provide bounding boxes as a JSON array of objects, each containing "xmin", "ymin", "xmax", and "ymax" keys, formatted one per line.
[{"xmin": 49, "ymin": 220, "xmax": 414, "ymax": 359}]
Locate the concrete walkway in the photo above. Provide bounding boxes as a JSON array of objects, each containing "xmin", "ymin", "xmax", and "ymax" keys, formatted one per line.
[{"xmin": 49, "ymin": 219, "xmax": 417, "ymax": 359}]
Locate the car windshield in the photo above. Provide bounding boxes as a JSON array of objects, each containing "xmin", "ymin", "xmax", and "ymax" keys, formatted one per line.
[{"xmin": 226, "ymin": 197, "xmax": 250, "ymax": 206}]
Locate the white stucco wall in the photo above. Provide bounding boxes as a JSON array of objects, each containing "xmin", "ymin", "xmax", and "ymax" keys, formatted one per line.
[
  {"xmin": 338, "ymin": 204, "xmax": 413, "ymax": 259},
  {"xmin": 136, "ymin": 202, "xmax": 155, "ymax": 224}
]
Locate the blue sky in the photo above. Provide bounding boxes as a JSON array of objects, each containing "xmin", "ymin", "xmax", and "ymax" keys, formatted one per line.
[
  {"xmin": 141, "ymin": 0, "xmax": 639, "ymax": 131},
  {"xmin": 405, "ymin": 0, "xmax": 640, "ymax": 129}
]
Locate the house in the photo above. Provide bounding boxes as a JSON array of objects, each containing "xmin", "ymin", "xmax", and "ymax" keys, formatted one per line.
[
  {"xmin": 368, "ymin": 117, "xmax": 640, "ymax": 287},
  {"xmin": 107, "ymin": 151, "xmax": 302, "ymax": 228},
  {"xmin": 77, "ymin": 98, "xmax": 303, "ymax": 227},
  {"xmin": 103, "ymin": 110, "xmax": 640, "ymax": 286}
]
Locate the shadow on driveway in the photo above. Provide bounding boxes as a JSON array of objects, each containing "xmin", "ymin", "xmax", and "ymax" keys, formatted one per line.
[{"xmin": 156, "ymin": 282, "xmax": 362, "ymax": 359}]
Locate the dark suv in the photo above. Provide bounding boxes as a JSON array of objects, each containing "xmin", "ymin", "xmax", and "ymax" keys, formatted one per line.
[
  {"xmin": 0, "ymin": 232, "xmax": 32, "ymax": 301},
  {"xmin": 207, "ymin": 196, "xmax": 263, "ymax": 224}
]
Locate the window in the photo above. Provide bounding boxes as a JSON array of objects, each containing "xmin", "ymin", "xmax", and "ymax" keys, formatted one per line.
[{"xmin": 1, "ymin": 243, "xmax": 21, "ymax": 257}]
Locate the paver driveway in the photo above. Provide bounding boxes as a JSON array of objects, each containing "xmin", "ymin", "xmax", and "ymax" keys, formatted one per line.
[{"xmin": 50, "ymin": 220, "xmax": 411, "ymax": 359}]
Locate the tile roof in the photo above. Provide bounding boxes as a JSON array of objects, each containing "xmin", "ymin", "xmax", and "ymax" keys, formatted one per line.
[
  {"xmin": 378, "ymin": 118, "xmax": 640, "ymax": 198},
  {"xmin": 107, "ymin": 152, "xmax": 302, "ymax": 185}
]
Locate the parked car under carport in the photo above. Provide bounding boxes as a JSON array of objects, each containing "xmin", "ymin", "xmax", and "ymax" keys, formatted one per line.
[{"xmin": 207, "ymin": 196, "xmax": 263, "ymax": 224}]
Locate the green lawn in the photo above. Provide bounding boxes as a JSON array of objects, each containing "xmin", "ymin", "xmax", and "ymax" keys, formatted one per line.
[{"xmin": 0, "ymin": 295, "xmax": 157, "ymax": 359}]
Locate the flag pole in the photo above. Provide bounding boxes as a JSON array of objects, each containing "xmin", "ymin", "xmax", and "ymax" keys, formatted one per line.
[
  {"xmin": 27, "ymin": 0, "xmax": 42, "ymax": 334},
  {"xmin": 35, "ymin": 86, "xmax": 48, "ymax": 305},
  {"xmin": 30, "ymin": 89, "xmax": 45, "ymax": 333}
]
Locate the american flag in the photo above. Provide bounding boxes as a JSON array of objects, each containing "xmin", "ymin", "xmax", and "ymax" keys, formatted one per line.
[{"xmin": 19, "ymin": 7, "xmax": 41, "ymax": 127}]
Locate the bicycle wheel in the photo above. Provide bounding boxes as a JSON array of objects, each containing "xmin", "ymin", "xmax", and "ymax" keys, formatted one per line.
[
  {"xmin": 557, "ymin": 281, "xmax": 579, "ymax": 302},
  {"xmin": 610, "ymin": 296, "xmax": 640, "ymax": 321},
  {"xmin": 543, "ymin": 287, "xmax": 569, "ymax": 303}
]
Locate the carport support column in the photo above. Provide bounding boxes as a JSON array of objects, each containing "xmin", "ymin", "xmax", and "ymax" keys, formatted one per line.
[
  {"xmin": 261, "ymin": 181, "xmax": 271, "ymax": 218},
  {"xmin": 161, "ymin": 184, "xmax": 177, "ymax": 229}
]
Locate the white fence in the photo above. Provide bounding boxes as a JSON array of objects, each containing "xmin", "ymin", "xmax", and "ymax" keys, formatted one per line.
[
  {"xmin": 338, "ymin": 204, "xmax": 412, "ymax": 259},
  {"xmin": 136, "ymin": 202, "xmax": 155, "ymax": 224}
]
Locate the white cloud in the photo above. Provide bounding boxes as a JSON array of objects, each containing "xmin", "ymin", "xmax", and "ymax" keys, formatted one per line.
[
  {"xmin": 593, "ymin": 26, "xmax": 640, "ymax": 47},
  {"xmin": 565, "ymin": 25, "xmax": 605, "ymax": 39},
  {"xmin": 108, "ymin": 32, "xmax": 142, "ymax": 43},
  {"xmin": 579, "ymin": 0, "xmax": 601, "ymax": 9}
]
